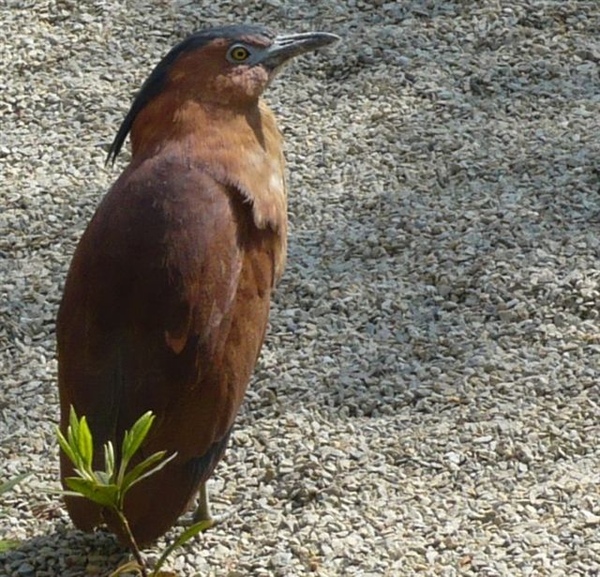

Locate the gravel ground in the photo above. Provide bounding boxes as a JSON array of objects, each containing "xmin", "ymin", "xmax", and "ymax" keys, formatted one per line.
[{"xmin": 2, "ymin": 0, "xmax": 600, "ymax": 575}]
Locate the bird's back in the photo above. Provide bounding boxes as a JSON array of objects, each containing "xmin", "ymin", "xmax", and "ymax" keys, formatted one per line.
[{"xmin": 57, "ymin": 138, "xmax": 284, "ymax": 544}]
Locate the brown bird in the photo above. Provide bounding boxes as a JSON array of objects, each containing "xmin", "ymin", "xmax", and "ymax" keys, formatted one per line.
[{"xmin": 57, "ymin": 24, "xmax": 338, "ymax": 546}]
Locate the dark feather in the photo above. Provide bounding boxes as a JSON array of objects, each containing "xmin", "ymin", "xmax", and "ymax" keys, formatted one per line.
[{"xmin": 58, "ymin": 151, "xmax": 279, "ymax": 543}]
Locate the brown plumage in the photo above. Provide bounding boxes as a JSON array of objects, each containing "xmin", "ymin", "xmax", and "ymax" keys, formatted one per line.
[{"xmin": 57, "ymin": 25, "xmax": 338, "ymax": 546}]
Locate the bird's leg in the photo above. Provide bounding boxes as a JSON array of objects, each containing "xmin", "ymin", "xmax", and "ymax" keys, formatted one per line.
[
  {"xmin": 192, "ymin": 482, "xmax": 213, "ymax": 523},
  {"xmin": 187, "ymin": 482, "xmax": 235, "ymax": 527},
  {"xmin": 177, "ymin": 483, "xmax": 219, "ymax": 528}
]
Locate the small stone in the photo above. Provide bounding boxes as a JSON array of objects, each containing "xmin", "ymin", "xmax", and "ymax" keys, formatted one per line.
[
  {"xmin": 2, "ymin": 1, "xmax": 599, "ymax": 576},
  {"xmin": 16, "ymin": 563, "xmax": 35, "ymax": 576}
]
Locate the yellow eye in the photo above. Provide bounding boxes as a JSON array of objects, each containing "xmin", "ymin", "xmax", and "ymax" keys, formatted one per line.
[{"xmin": 228, "ymin": 45, "xmax": 251, "ymax": 62}]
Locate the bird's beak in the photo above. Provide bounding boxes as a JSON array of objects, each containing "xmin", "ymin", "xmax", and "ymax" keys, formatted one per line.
[{"xmin": 259, "ymin": 31, "xmax": 340, "ymax": 70}]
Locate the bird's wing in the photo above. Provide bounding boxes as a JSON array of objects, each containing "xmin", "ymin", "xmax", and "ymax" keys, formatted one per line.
[{"xmin": 57, "ymin": 155, "xmax": 276, "ymax": 462}]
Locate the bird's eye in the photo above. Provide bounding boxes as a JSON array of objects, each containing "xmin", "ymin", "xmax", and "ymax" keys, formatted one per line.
[{"xmin": 227, "ymin": 45, "xmax": 251, "ymax": 63}]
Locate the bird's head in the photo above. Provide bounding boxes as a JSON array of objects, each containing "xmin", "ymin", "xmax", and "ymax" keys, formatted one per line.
[{"xmin": 107, "ymin": 25, "xmax": 339, "ymax": 163}]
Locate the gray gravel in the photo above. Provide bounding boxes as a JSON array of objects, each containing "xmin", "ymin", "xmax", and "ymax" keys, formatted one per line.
[{"xmin": 2, "ymin": 0, "xmax": 600, "ymax": 575}]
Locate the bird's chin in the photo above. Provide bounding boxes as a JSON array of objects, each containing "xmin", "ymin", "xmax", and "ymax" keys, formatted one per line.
[{"xmin": 212, "ymin": 65, "xmax": 270, "ymax": 102}]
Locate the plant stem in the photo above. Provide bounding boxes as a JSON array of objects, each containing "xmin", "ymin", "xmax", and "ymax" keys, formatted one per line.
[{"xmin": 115, "ymin": 509, "xmax": 148, "ymax": 577}]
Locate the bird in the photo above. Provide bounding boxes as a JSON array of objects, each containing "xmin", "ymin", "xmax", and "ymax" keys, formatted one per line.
[{"xmin": 56, "ymin": 24, "xmax": 338, "ymax": 546}]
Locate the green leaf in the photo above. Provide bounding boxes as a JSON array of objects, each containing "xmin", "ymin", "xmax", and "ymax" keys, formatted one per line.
[
  {"xmin": 68, "ymin": 406, "xmax": 80, "ymax": 437},
  {"xmin": 122, "ymin": 411, "xmax": 155, "ymax": 463},
  {"xmin": 122, "ymin": 451, "xmax": 177, "ymax": 495},
  {"xmin": 0, "ymin": 473, "xmax": 30, "ymax": 496},
  {"xmin": 152, "ymin": 520, "xmax": 212, "ymax": 575},
  {"xmin": 64, "ymin": 477, "xmax": 119, "ymax": 508},
  {"xmin": 76, "ymin": 416, "xmax": 94, "ymax": 470},
  {"xmin": 117, "ymin": 411, "xmax": 155, "ymax": 485},
  {"xmin": 72, "ymin": 466, "xmax": 96, "ymax": 484},
  {"xmin": 61, "ymin": 407, "xmax": 94, "ymax": 474},
  {"xmin": 56, "ymin": 405, "xmax": 197, "ymax": 575},
  {"xmin": 53, "ymin": 489, "xmax": 89, "ymax": 499},
  {"xmin": 0, "ymin": 539, "xmax": 21, "ymax": 553},
  {"xmin": 92, "ymin": 470, "xmax": 113, "ymax": 485},
  {"xmin": 104, "ymin": 440, "xmax": 116, "ymax": 478},
  {"xmin": 57, "ymin": 426, "xmax": 79, "ymax": 467},
  {"xmin": 120, "ymin": 451, "xmax": 165, "ymax": 492},
  {"xmin": 108, "ymin": 560, "xmax": 144, "ymax": 576},
  {"xmin": 67, "ymin": 407, "xmax": 83, "ymax": 464}
]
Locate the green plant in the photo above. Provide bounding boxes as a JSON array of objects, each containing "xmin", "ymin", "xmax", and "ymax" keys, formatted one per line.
[
  {"xmin": 58, "ymin": 407, "xmax": 211, "ymax": 577},
  {"xmin": 0, "ymin": 472, "xmax": 31, "ymax": 552}
]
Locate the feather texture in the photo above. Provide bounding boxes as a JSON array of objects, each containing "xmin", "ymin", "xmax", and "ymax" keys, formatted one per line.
[
  {"xmin": 58, "ymin": 134, "xmax": 285, "ymax": 544},
  {"xmin": 57, "ymin": 24, "xmax": 336, "ymax": 546}
]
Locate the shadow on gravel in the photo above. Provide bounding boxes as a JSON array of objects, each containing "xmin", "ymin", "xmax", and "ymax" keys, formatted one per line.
[{"xmin": 0, "ymin": 526, "xmax": 129, "ymax": 577}]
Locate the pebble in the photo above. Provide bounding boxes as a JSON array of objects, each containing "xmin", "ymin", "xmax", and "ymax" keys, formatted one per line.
[
  {"xmin": 2, "ymin": 0, "xmax": 600, "ymax": 576},
  {"xmin": 15, "ymin": 562, "xmax": 35, "ymax": 576}
]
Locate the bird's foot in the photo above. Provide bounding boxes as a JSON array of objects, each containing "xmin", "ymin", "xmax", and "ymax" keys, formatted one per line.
[
  {"xmin": 178, "ymin": 482, "xmax": 235, "ymax": 528},
  {"xmin": 178, "ymin": 508, "xmax": 234, "ymax": 529}
]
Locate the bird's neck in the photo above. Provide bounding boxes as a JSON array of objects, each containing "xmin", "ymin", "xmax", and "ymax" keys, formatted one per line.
[
  {"xmin": 129, "ymin": 97, "xmax": 288, "ymax": 277},
  {"xmin": 130, "ymin": 96, "xmax": 268, "ymax": 160}
]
